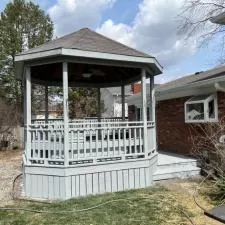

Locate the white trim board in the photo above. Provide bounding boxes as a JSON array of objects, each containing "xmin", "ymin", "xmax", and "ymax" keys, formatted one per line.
[
  {"xmin": 156, "ymin": 79, "xmax": 225, "ymax": 101},
  {"xmin": 15, "ymin": 48, "xmax": 163, "ymax": 72},
  {"xmin": 15, "ymin": 48, "xmax": 162, "ymax": 82}
]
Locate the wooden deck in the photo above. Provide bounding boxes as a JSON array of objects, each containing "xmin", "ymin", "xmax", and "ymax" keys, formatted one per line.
[{"xmin": 23, "ymin": 120, "xmax": 157, "ymax": 200}]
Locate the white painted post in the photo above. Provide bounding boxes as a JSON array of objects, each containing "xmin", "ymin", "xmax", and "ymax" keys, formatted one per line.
[
  {"xmin": 25, "ymin": 66, "xmax": 31, "ymax": 161},
  {"xmin": 45, "ymin": 84, "xmax": 49, "ymax": 123},
  {"xmin": 149, "ymin": 75, "xmax": 154, "ymax": 121},
  {"xmin": 97, "ymin": 88, "xmax": 101, "ymax": 123},
  {"xmin": 63, "ymin": 62, "xmax": 69, "ymax": 166},
  {"xmin": 121, "ymin": 85, "xmax": 125, "ymax": 121},
  {"xmin": 97, "ymin": 88, "xmax": 101, "ymax": 141},
  {"xmin": 149, "ymin": 74, "xmax": 157, "ymax": 152},
  {"xmin": 141, "ymin": 68, "xmax": 148, "ymax": 157}
]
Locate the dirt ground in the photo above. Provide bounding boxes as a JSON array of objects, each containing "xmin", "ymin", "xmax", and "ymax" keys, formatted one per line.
[
  {"xmin": 0, "ymin": 149, "xmax": 23, "ymax": 207},
  {"xmin": 0, "ymin": 150, "xmax": 224, "ymax": 225}
]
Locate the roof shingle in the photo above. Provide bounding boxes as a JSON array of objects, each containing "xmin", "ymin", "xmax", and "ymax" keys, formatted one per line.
[
  {"xmin": 20, "ymin": 28, "xmax": 152, "ymax": 58},
  {"xmin": 157, "ymin": 65, "xmax": 225, "ymax": 92}
]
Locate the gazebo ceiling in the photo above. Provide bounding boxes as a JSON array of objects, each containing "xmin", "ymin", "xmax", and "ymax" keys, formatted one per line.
[
  {"xmin": 31, "ymin": 62, "xmax": 141, "ymax": 87},
  {"xmin": 15, "ymin": 28, "xmax": 163, "ymax": 87}
]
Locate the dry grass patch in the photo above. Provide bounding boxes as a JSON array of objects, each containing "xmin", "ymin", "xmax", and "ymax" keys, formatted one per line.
[
  {"xmin": 158, "ymin": 179, "xmax": 224, "ymax": 225},
  {"xmin": 0, "ymin": 149, "xmax": 23, "ymax": 207}
]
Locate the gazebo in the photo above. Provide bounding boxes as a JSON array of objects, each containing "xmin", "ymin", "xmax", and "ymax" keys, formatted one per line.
[{"xmin": 15, "ymin": 28, "xmax": 163, "ymax": 200}]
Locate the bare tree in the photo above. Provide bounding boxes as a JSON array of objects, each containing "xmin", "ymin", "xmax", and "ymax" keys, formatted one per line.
[
  {"xmin": 179, "ymin": 0, "xmax": 225, "ymax": 54},
  {"xmin": 0, "ymin": 98, "xmax": 19, "ymax": 150}
]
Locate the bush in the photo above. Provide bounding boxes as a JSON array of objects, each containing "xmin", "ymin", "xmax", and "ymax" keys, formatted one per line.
[
  {"xmin": 212, "ymin": 174, "xmax": 225, "ymax": 203},
  {"xmin": 190, "ymin": 119, "xmax": 225, "ymax": 203},
  {"xmin": 190, "ymin": 119, "xmax": 225, "ymax": 176}
]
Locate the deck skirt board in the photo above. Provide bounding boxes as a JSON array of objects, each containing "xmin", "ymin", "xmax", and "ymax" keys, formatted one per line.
[{"xmin": 23, "ymin": 155, "xmax": 158, "ymax": 200}]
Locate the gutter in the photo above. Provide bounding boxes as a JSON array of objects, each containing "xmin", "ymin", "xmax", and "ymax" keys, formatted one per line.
[
  {"xmin": 156, "ymin": 75, "xmax": 225, "ymax": 99},
  {"xmin": 214, "ymin": 82, "xmax": 225, "ymax": 92}
]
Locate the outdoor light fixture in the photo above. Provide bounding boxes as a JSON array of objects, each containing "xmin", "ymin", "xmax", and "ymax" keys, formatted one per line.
[
  {"xmin": 82, "ymin": 65, "xmax": 92, "ymax": 78},
  {"xmin": 82, "ymin": 72, "xmax": 92, "ymax": 78}
]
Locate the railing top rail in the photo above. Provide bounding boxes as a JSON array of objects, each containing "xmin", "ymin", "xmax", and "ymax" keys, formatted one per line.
[
  {"xmin": 27, "ymin": 121, "xmax": 154, "ymax": 126},
  {"xmin": 31, "ymin": 117, "xmax": 129, "ymax": 122}
]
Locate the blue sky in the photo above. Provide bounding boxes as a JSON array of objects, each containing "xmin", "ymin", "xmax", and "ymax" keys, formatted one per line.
[{"xmin": 0, "ymin": 0, "xmax": 222, "ymax": 83}]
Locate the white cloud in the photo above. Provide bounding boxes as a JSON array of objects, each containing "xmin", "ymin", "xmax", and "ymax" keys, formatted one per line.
[
  {"xmin": 45, "ymin": 0, "xmax": 218, "ymax": 84},
  {"xmin": 48, "ymin": 0, "xmax": 115, "ymax": 37},
  {"xmin": 96, "ymin": 19, "xmax": 135, "ymax": 48},
  {"xmin": 97, "ymin": 0, "xmax": 200, "ymax": 69}
]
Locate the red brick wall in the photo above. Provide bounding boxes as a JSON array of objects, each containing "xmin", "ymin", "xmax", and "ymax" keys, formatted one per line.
[{"xmin": 156, "ymin": 92, "xmax": 225, "ymax": 155}]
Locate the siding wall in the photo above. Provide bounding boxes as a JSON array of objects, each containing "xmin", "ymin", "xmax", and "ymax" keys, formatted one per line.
[{"xmin": 156, "ymin": 91, "xmax": 225, "ymax": 155}]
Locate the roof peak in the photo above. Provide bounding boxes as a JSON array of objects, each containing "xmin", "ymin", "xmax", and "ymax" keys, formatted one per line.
[{"xmin": 19, "ymin": 27, "xmax": 153, "ymax": 59}]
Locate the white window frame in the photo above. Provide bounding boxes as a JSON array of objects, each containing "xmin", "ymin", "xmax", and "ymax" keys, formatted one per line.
[{"xmin": 185, "ymin": 94, "xmax": 218, "ymax": 123}]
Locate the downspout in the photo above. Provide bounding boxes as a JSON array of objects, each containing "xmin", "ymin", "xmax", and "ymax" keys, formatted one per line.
[{"xmin": 214, "ymin": 82, "xmax": 225, "ymax": 92}]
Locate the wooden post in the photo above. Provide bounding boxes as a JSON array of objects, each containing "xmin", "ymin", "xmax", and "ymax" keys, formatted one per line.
[
  {"xmin": 25, "ymin": 66, "xmax": 31, "ymax": 160},
  {"xmin": 97, "ymin": 88, "xmax": 101, "ymax": 140},
  {"xmin": 63, "ymin": 62, "xmax": 69, "ymax": 166},
  {"xmin": 45, "ymin": 84, "xmax": 49, "ymax": 123},
  {"xmin": 149, "ymin": 75, "xmax": 154, "ymax": 121},
  {"xmin": 141, "ymin": 68, "xmax": 148, "ymax": 156},
  {"xmin": 149, "ymin": 74, "xmax": 157, "ymax": 152},
  {"xmin": 97, "ymin": 88, "xmax": 101, "ymax": 123},
  {"xmin": 121, "ymin": 85, "xmax": 125, "ymax": 121}
]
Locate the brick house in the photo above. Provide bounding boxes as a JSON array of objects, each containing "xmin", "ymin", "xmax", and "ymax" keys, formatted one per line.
[{"xmin": 128, "ymin": 65, "xmax": 225, "ymax": 155}]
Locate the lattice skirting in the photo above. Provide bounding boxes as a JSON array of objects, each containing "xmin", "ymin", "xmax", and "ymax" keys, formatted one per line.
[{"xmin": 23, "ymin": 154, "xmax": 158, "ymax": 200}]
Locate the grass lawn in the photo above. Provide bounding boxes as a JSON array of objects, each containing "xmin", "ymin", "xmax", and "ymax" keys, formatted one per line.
[
  {"xmin": 0, "ymin": 149, "xmax": 222, "ymax": 225},
  {"xmin": 0, "ymin": 187, "xmax": 195, "ymax": 225}
]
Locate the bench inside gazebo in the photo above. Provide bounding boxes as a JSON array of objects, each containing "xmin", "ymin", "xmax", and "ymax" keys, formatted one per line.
[{"xmin": 15, "ymin": 28, "xmax": 163, "ymax": 200}]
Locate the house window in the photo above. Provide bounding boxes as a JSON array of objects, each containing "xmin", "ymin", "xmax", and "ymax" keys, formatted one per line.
[{"xmin": 185, "ymin": 94, "xmax": 218, "ymax": 123}]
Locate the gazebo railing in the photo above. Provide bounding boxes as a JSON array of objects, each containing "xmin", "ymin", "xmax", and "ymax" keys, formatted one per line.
[
  {"xmin": 31, "ymin": 117, "xmax": 128, "ymax": 125},
  {"xmin": 26, "ymin": 121, "xmax": 155, "ymax": 166}
]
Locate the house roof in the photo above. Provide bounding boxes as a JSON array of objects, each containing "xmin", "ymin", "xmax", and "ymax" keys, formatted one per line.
[
  {"xmin": 155, "ymin": 65, "xmax": 225, "ymax": 101},
  {"xmin": 128, "ymin": 65, "xmax": 225, "ymax": 105},
  {"xmin": 126, "ymin": 84, "xmax": 160, "ymax": 106},
  {"xmin": 107, "ymin": 86, "xmax": 133, "ymax": 96},
  {"xmin": 20, "ymin": 28, "xmax": 152, "ymax": 58},
  {"xmin": 157, "ymin": 65, "xmax": 225, "ymax": 92}
]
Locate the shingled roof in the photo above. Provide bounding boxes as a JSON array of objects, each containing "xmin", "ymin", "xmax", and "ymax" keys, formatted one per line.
[
  {"xmin": 157, "ymin": 65, "xmax": 225, "ymax": 92},
  {"xmin": 21, "ymin": 28, "xmax": 152, "ymax": 58}
]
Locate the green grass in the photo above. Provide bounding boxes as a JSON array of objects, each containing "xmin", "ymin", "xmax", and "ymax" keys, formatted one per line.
[{"xmin": 0, "ymin": 187, "xmax": 193, "ymax": 225}]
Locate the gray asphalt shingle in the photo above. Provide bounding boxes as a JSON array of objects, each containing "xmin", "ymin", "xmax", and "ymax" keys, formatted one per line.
[
  {"xmin": 158, "ymin": 65, "xmax": 225, "ymax": 92},
  {"xmin": 20, "ymin": 28, "xmax": 152, "ymax": 58}
]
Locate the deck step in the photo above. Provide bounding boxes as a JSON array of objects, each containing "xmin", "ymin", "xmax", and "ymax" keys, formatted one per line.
[
  {"xmin": 153, "ymin": 165, "xmax": 201, "ymax": 181},
  {"xmin": 153, "ymin": 153, "xmax": 201, "ymax": 181},
  {"xmin": 157, "ymin": 160, "xmax": 199, "ymax": 170}
]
